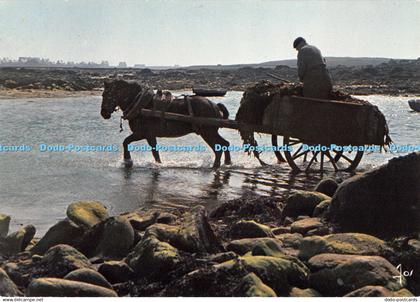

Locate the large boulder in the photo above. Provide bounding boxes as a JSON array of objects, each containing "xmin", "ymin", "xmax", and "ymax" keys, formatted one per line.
[
  {"xmin": 144, "ymin": 206, "xmax": 222, "ymax": 254},
  {"xmin": 308, "ymin": 253, "xmax": 405, "ymax": 296},
  {"xmin": 298, "ymin": 233, "xmax": 392, "ymax": 260},
  {"xmin": 98, "ymin": 261, "xmax": 135, "ymax": 284},
  {"xmin": 66, "ymin": 201, "xmax": 109, "ymax": 229},
  {"xmin": 126, "ymin": 235, "xmax": 181, "ymax": 276},
  {"xmin": 64, "ymin": 268, "xmax": 112, "ymax": 289},
  {"xmin": 41, "ymin": 244, "xmax": 92, "ymax": 277},
  {"xmin": 94, "ymin": 216, "xmax": 134, "ymax": 259},
  {"xmin": 282, "ymin": 191, "xmax": 330, "ymax": 219},
  {"xmin": 233, "ymin": 272, "xmax": 277, "ymax": 297},
  {"xmin": 31, "ymin": 219, "xmax": 84, "ymax": 255},
  {"xmin": 230, "ymin": 220, "xmax": 274, "ymax": 239},
  {"xmin": 328, "ymin": 152, "xmax": 420, "ymax": 236},
  {"xmin": 27, "ymin": 278, "xmax": 117, "ymax": 297},
  {"xmin": 0, "ymin": 213, "xmax": 11, "ymax": 238},
  {"xmin": 0, "ymin": 267, "xmax": 22, "ymax": 296},
  {"xmin": 0, "ymin": 225, "xmax": 36, "ymax": 256}
]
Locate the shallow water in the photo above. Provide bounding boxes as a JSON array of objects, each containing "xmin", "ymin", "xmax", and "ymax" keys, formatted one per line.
[{"xmin": 0, "ymin": 92, "xmax": 418, "ymax": 234}]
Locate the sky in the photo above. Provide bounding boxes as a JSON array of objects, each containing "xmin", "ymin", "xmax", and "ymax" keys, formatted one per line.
[{"xmin": 0, "ymin": 0, "xmax": 419, "ymax": 66}]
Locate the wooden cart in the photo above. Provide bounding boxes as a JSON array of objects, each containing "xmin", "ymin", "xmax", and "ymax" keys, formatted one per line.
[{"xmin": 136, "ymin": 94, "xmax": 387, "ymax": 173}]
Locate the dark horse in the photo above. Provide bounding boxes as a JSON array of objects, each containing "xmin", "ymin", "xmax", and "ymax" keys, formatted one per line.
[{"xmin": 100, "ymin": 80, "xmax": 231, "ymax": 168}]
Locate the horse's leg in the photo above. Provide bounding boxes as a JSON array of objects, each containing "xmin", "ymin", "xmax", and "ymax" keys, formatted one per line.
[
  {"xmin": 215, "ymin": 132, "xmax": 231, "ymax": 165},
  {"xmin": 146, "ymin": 136, "xmax": 162, "ymax": 163},
  {"xmin": 249, "ymin": 135, "xmax": 267, "ymax": 166},
  {"xmin": 200, "ymin": 129, "xmax": 223, "ymax": 169},
  {"xmin": 272, "ymin": 135, "xmax": 286, "ymax": 163},
  {"xmin": 123, "ymin": 133, "xmax": 143, "ymax": 168}
]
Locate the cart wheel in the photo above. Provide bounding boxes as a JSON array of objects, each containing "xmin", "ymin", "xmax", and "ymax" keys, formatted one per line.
[
  {"xmin": 283, "ymin": 136, "xmax": 364, "ymax": 173},
  {"xmin": 271, "ymin": 135, "xmax": 286, "ymax": 163}
]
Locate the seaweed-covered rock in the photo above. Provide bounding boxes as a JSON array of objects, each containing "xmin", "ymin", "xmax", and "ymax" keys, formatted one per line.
[
  {"xmin": 0, "ymin": 213, "xmax": 11, "ymax": 238},
  {"xmin": 27, "ymin": 278, "xmax": 118, "ymax": 297},
  {"xmin": 328, "ymin": 152, "xmax": 420, "ymax": 236},
  {"xmin": 0, "ymin": 267, "xmax": 22, "ymax": 296},
  {"xmin": 98, "ymin": 261, "xmax": 135, "ymax": 284},
  {"xmin": 64, "ymin": 268, "xmax": 112, "ymax": 289},
  {"xmin": 313, "ymin": 199, "xmax": 331, "ymax": 217},
  {"xmin": 31, "ymin": 219, "xmax": 84, "ymax": 255},
  {"xmin": 126, "ymin": 235, "xmax": 181, "ymax": 276},
  {"xmin": 298, "ymin": 233, "xmax": 392, "ymax": 260},
  {"xmin": 67, "ymin": 200, "xmax": 109, "ymax": 229},
  {"xmin": 230, "ymin": 220, "xmax": 274, "ymax": 239},
  {"xmin": 145, "ymin": 206, "xmax": 222, "ymax": 254},
  {"xmin": 282, "ymin": 191, "xmax": 330, "ymax": 219},
  {"xmin": 308, "ymin": 253, "xmax": 404, "ymax": 296},
  {"xmin": 41, "ymin": 244, "xmax": 92, "ymax": 277},
  {"xmin": 233, "ymin": 272, "xmax": 277, "ymax": 297},
  {"xmin": 314, "ymin": 178, "xmax": 339, "ymax": 197}
]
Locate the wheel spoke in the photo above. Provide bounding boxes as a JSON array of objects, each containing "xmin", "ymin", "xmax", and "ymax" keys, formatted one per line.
[
  {"xmin": 305, "ymin": 151, "xmax": 319, "ymax": 173},
  {"xmin": 292, "ymin": 145, "xmax": 303, "ymax": 157},
  {"xmin": 325, "ymin": 151, "xmax": 338, "ymax": 171},
  {"xmin": 340, "ymin": 154, "xmax": 354, "ymax": 164},
  {"xmin": 320, "ymin": 152, "xmax": 324, "ymax": 172},
  {"xmin": 293, "ymin": 150, "xmax": 309, "ymax": 160}
]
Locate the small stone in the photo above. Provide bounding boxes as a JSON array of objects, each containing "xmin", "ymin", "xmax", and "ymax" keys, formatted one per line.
[
  {"xmin": 313, "ymin": 199, "xmax": 331, "ymax": 217},
  {"xmin": 227, "ymin": 238, "xmax": 283, "ymax": 256},
  {"xmin": 314, "ymin": 178, "xmax": 339, "ymax": 197},
  {"xmin": 0, "ymin": 225, "xmax": 36, "ymax": 256},
  {"xmin": 233, "ymin": 272, "xmax": 277, "ymax": 297},
  {"xmin": 230, "ymin": 220, "xmax": 274, "ymax": 239},
  {"xmin": 27, "ymin": 278, "xmax": 118, "ymax": 297},
  {"xmin": 272, "ymin": 226, "xmax": 291, "ymax": 235},
  {"xmin": 289, "ymin": 287, "xmax": 322, "ymax": 297},
  {"xmin": 64, "ymin": 268, "xmax": 112, "ymax": 289},
  {"xmin": 282, "ymin": 191, "xmax": 330, "ymax": 219},
  {"xmin": 290, "ymin": 218, "xmax": 324, "ymax": 235},
  {"xmin": 67, "ymin": 200, "xmax": 109, "ymax": 229}
]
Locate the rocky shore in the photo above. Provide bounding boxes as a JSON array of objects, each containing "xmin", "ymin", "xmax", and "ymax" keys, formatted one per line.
[
  {"xmin": 1, "ymin": 152, "xmax": 419, "ymax": 297},
  {"xmin": 1, "ymin": 58, "xmax": 419, "ymax": 98}
]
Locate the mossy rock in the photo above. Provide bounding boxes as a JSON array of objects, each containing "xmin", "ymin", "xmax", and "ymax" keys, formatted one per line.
[
  {"xmin": 0, "ymin": 225, "xmax": 36, "ymax": 256},
  {"xmin": 0, "ymin": 213, "xmax": 11, "ymax": 238},
  {"xmin": 289, "ymin": 287, "xmax": 322, "ymax": 297},
  {"xmin": 227, "ymin": 238, "xmax": 283, "ymax": 256},
  {"xmin": 298, "ymin": 232, "xmax": 392, "ymax": 260},
  {"xmin": 233, "ymin": 272, "xmax": 277, "ymax": 297},
  {"xmin": 126, "ymin": 235, "xmax": 181, "ymax": 276},
  {"xmin": 290, "ymin": 218, "xmax": 324, "ymax": 235},
  {"xmin": 282, "ymin": 191, "xmax": 330, "ymax": 219},
  {"xmin": 230, "ymin": 220, "xmax": 274, "ymax": 239},
  {"xmin": 216, "ymin": 255, "xmax": 309, "ymax": 295},
  {"xmin": 0, "ymin": 267, "xmax": 22, "ymax": 297},
  {"xmin": 308, "ymin": 253, "xmax": 405, "ymax": 296},
  {"xmin": 66, "ymin": 200, "xmax": 109, "ymax": 229},
  {"xmin": 344, "ymin": 285, "xmax": 414, "ymax": 297},
  {"xmin": 64, "ymin": 268, "xmax": 112, "ymax": 289}
]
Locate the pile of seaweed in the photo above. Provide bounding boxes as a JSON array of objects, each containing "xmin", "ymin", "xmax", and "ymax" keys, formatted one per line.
[{"xmin": 235, "ymin": 80, "xmax": 391, "ymax": 147}]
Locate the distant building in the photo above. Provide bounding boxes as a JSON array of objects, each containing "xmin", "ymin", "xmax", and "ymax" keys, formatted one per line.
[
  {"xmin": 134, "ymin": 64, "xmax": 146, "ymax": 68},
  {"xmin": 118, "ymin": 62, "xmax": 127, "ymax": 68}
]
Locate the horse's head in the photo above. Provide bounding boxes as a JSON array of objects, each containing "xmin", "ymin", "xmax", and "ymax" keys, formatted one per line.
[{"xmin": 101, "ymin": 80, "xmax": 119, "ymax": 119}]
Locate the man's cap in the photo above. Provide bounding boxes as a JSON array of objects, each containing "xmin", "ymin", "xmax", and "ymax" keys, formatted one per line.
[{"xmin": 293, "ymin": 37, "xmax": 306, "ymax": 48}]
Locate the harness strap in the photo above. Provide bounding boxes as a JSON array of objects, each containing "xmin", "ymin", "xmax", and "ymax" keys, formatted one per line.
[
  {"xmin": 186, "ymin": 96, "xmax": 199, "ymax": 134},
  {"xmin": 123, "ymin": 89, "xmax": 154, "ymax": 120}
]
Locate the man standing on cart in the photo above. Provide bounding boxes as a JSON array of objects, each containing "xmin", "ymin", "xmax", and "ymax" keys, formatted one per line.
[{"xmin": 293, "ymin": 37, "xmax": 333, "ymax": 99}]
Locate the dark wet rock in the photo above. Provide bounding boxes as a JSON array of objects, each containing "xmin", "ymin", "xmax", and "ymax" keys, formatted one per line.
[
  {"xmin": 27, "ymin": 277, "xmax": 118, "ymax": 297},
  {"xmin": 0, "ymin": 225, "xmax": 36, "ymax": 256},
  {"xmin": 328, "ymin": 152, "xmax": 420, "ymax": 236},
  {"xmin": 0, "ymin": 213, "xmax": 10, "ymax": 238},
  {"xmin": 94, "ymin": 216, "xmax": 134, "ymax": 259},
  {"xmin": 145, "ymin": 206, "xmax": 222, "ymax": 254},
  {"xmin": 215, "ymin": 255, "xmax": 309, "ymax": 295},
  {"xmin": 126, "ymin": 235, "xmax": 181, "ymax": 276},
  {"xmin": 298, "ymin": 233, "xmax": 392, "ymax": 260},
  {"xmin": 0, "ymin": 267, "xmax": 23, "ymax": 296},
  {"xmin": 290, "ymin": 218, "xmax": 324, "ymax": 235},
  {"xmin": 74, "ymin": 219, "xmax": 107, "ymax": 257},
  {"xmin": 308, "ymin": 253, "xmax": 405, "ymax": 296},
  {"xmin": 208, "ymin": 251, "xmax": 238, "ymax": 263},
  {"xmin": 230, "ymin": 220, "xmax": 274, "ymax": 239},
  {"xmin": 344, "ymin": 285, "xmax": 414, "ymax": 297},
  {"xmin": 64, "ymin": 268, "xmax": 112, "ymax": 289},
  {"xmin": 283, "ymin": 217, "xmax": 294, "ymax": 226},
  {"xmin": 66, "ymin": 200, "xmax": 109, "ymax": 229},
  {"xmin": 41, "ymin": 244, "xmax": 92, "ymax": 278},
  {"xmin": 314, "ymin": 178, "xmax": 339, "ymax": 197},
  {"xmin": 282, "ymin": 191, "xmax": 330, "ymax": 219},
  {"xmin": 272, "ymin": 226, "xmax": 291, "ymax": 235},
  {"xmin": 156, "ymin": 212, "xmax": 178, "ymax": 224},
  {"xmin": 306, "ymin": 226, "xmax": 330, "ymax": 236},
  {"xmin": 98, "ymin": 261, "xmax": 135, "ymax": 284},
  {"xmin": 122, "ymin": 211, "xmax": 159, "ymax": 231},
  {"xmin": 31, "ymin": 219, "xmax": 84, "ymax": 255},
  {"xmin": 226, "ymin": 238, "xmax": 283, "ymax": 256},
  {"xmin": 276, "ymin": 233, "xmax": 304, "ymax": 249},
  {"xmin": 312, "ymin": 199, "xmax": 331, "ymax": 217},
  {"xmin": 233, "ymin": 272, "xmax": 277, "ymax": 297},
  {"xmin": 289, "ymin": 287, "xmax": 322, "ymax": 297}
]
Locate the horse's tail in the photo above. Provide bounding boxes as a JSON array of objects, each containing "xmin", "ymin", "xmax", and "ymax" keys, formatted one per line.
[{"xmin": 217, "ymin": 103, "xmax": 229, "ymax": 119}]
